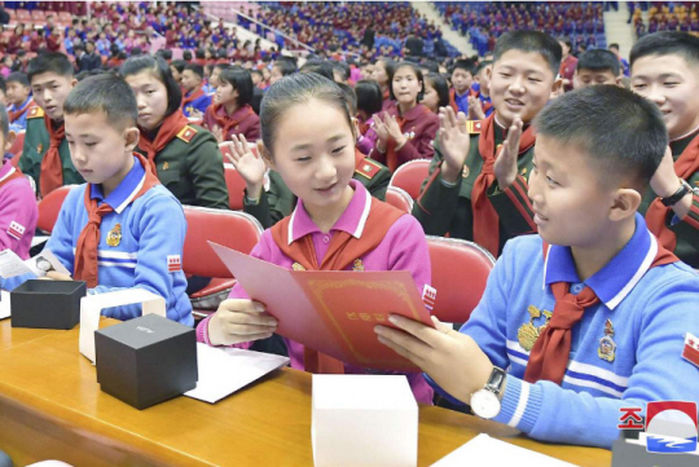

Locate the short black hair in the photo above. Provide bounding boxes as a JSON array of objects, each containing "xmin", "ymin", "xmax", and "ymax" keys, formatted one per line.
[
  {"xmin": 274, "ymin": 58, "xmax": 297, "ymax": 76},
  {"xmin": 424, "ymin": 72, "xmax": 450, "ymax": 109},
  {"xmin": 299, "ymin": 59, "xmax": 334, "ymax": 80},
  {"xmin": 337, "ymin": 82, "xmax": 357, "ymax": 114},
  {"xmin": 332, "ymin": 61, "xmax": 350, "ymax": 82},
  {"xmin": 184, "ymin": 63, "xmax": 204, "ymax": 79},
  {"xmin": 451, "ymin": 59, "xmax": 476, "ymax": 76},
  {"xmin": 535, "ymin": 85, "xmax": 667, "ymax": 187},
  {"xmin": 6, "ymin": 72, "xmax": 29, "ymax": 87},
  {"xmin": 27, "ymin": 52, "xmax": 74, "ymax": 83},
  {"xmin": 576, "ymin": 49, "xmax": 620, "ymax": 76},
  {"xmin": 0, "ymin": 103, "xmax": 8, "ymax": 139},
  {"xmin": 475, "ymin": 59, "xmax": 493, "ymax": 75},
  {"xmin": 354, "ymin": 79, "xmax": 383, "ymax": 116},
  {"xmin": 388, "ymin": 61, "xmax": 425, "ymax": 102},
  {"xmin": 218, "ymin": 66, "xmax": 254, "ymax": 107},
  {"xmin": 609, "ymin": 43, "xmax": 620, "ymax": 51},
  {"xmin": 630, "ymin": 31, "xmax": 699, "ymax": 68},
  {"xmin": 182, "ymin": 50, "xmax": 192, "ymax": 61},
  {"xmin": 170, "ymin": 59, "xmax": 186, "ymax": 74},
  {"xmin": 494, "ymin": 31, "xmax": 562, "ymax": 77},
  {"xmin": 63, "ymin": 73, "xmax": 138, "ymax": 130},
  {"xmin": 120, "ymin": 55, "xmax": 182, "ymax": 116}
]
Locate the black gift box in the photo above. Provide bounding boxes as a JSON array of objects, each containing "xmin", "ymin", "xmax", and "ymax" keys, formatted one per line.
[
  {"xmin": 95, "ymin": 313, "xmax": 198, "ymax": 410},
  {"xmin": 10, "ymin": 280, "xmax": 86, "ymax": 329}
]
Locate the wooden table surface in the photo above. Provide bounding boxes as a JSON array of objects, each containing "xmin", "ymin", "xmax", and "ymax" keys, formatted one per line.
[{"xmin": 0, "ymin": 319, "xmax": 611, "ymax": 466}]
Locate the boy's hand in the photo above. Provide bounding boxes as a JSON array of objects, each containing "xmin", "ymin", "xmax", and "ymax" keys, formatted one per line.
[
  {"xmin": 208, "ymin": 298, "xmax": 278, "ymax": 346},
  {"xmin": 375, "ymin": 315, "xmax": 493, "ymax": 404},
  {"xmin": 651, "ymin": 146, "xmax": 682, "ymax": 198},
  {"xmin": 493, "ymin": 116, "xmax": 523, "ymax": 190},
  {"xmin": 438, "ymin": 106, "xmax": 470, "ymax": 183},
  {"xmin": 41, "ymin": 271, "xmax": 73, "ymax": 281},
  {"xmin": 468, "ymin": 95, "xmax": 486, "ymax": 120},
  {"xmin": 225, "ymin": 134, "xmax": 266, "ymax": 200}
]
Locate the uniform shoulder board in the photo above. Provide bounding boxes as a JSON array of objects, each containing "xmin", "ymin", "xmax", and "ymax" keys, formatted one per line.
[
  {"xmin": 466, "ymin": 120, "xmax": 482, "ymax": 135},
  {"xmin": 27, "ymin": 106, "xmax": 45, "ymax": 119},
  {"xmin": 355, "ymin": 157, "xmax": 382, "ymax": 180},
  {"xmin": 176, "ymin": 125, "xmax": 198, "ymax": 143}
]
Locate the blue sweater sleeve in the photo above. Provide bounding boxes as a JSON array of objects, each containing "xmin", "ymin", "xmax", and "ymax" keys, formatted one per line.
[{"xmin": 90, "ymin": 192, "xmax": 192, "ymax": 325}]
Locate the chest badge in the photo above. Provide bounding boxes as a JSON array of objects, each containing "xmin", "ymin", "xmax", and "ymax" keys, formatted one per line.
[
  {"xmin": 37, "ymin": 143, "xmax": 43, "ymax": 154},
  {"xmin": 106, "ymin": 223, "xmax": 122, "ymax": 247},
  {"xmin": 162, "ymin": 161, "xmax": 169, "ymax": 171},
  {"xmin": 517, "ymin": 305, "xmax": 552, "ymax": 351},
  {"xmin": 598, "ymin": 318, "xmax": 616, "ymax": 362},
  {"xmin": 352, "ymin": 259, "xmax": 364, "ymax": 271},
  {"xmin": 291, "ymin": 262, "xmax": 306, "ymax": 271}
]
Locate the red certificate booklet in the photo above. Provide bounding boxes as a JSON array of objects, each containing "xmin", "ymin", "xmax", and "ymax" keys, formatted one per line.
[{"xmin": 209, "ymin": 242, "xmax": 434, "ymax": 371}]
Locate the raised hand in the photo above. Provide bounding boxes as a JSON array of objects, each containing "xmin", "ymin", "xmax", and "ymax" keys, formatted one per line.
[
  {"xmin": 224, "ymin": 134, "xmax": 267, "ymax": 199},
  {"xmin": 493, "ymin": 116, "xmax": 523, "ymax": 190},
  {"xmin": 438, "ymin": 106, "xmax": 470, "ymax": 183}
]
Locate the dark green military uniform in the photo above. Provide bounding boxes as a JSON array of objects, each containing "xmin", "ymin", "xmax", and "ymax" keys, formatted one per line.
[
  {"xmin": 19, "ymin": 106, "xmax": 84, "ymax": 194},
  {"xmin": 412, "ymin": 121, "xmax": 536, "ymax": 256},
  {"xmin": 639, "ymin": 131, "xmax": 699, "ymax": 267},
  {"xmin": 136, "ymin": 124, "xmax": 229, "ymax": 210},
  {"xmin": 244, "ymin": 156, "xmax": 392, "ymax": 229}
]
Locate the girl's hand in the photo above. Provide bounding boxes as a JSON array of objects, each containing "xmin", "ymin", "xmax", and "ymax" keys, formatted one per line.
[
  {"xmin": 224, "ymin": 134, "xmax": 266, "ymax": 199},
  {"xmin": 467, "ymin": 95, "xmax": 486, "ymax": 121},
  {"xmin": 493, "ymin": 116, "xmax": 523, "ymax": 190},
  {"xmin": 438, "ymin": 106, "xmax": 470, "ymax": 183},
  {"xmin": 208, "ymin": 298, "xmax": 278, "ymax": 346},
  {"xmin": 211, "ymin": 124, "xmax": 224, "ymax": 143},
  {"xmin": 373, "ymin": 112, "xmax": 390, "ymax": 146},
  {"xmin": 383, "ymin": 113, "xmax": 405, "ymax": 146}
]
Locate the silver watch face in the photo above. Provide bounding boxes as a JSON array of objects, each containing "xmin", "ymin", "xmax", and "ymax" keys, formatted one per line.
[{"xmin": 471, "ymin": 389, "xmax": 500, "ymax": 419}]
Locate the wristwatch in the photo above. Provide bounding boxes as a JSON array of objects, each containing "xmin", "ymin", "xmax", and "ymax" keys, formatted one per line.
[
  {"xmin": 661, "ymin": 179, "xmax": 693, "ymax": 207},
  {"xmin": 470, "ymin": 366, "xmax": 507, "ymax": 419}
]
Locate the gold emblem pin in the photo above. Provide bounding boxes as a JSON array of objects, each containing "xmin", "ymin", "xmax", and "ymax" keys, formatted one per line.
[
  {"xmin": 517, "ymin": 305, "xmax": 552, "ymax": 351},
  {"xmin": 352, "ymin": 258, "xmax": 364, "ymax": 271},
  {"xmin": 37, "ymin": 143, "xmax": 43, "ymax": 154},
  {"xmin": 598, "ymin": 318, "xmax": 616, "ymax": 362},
  {"xmin": 291, "ymin": 262, "xmax": 306, "ymax": 271},
  {"xmin": 162, "ymin": 161, "xmax": 169, "ymax": 170},
  {"xmin": 106, "ymin": 223, "xmax": 122, "ymax": 247}
]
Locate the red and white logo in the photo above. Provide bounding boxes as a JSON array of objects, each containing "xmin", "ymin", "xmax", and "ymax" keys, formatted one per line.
[
  {"xmin": 7, "ymin": 221, "xmax": 25, "ymax": 240},
  {"xmin": 682, "ymin": 332, "xmax": 699, "ymax": 369},
  {"xmin": 167, "ymin": 254, "xmax": 181, "ymax": 272},
  {"xmin": 421, "ymin": 284, "xmax": 437, "ymax": 311}
]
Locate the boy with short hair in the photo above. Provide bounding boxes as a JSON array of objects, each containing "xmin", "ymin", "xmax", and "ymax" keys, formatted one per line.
[
  {"xmin": 631, "ymin": 31, "xmax": 699, "ymax": 267},
  {"xmin": 0, "ymin": 102, "xmax": 37, "ymax": 259},
  {"xmin": 5, "ymin": 72, "xmax": 35, "ymax": 133},
  {"xmin": 467, "ymin": 59, "xmax": 493, "ymax": 120},
  {"xmin": 377, "ymin": 86, "xmax": 699, "ymax": 448},
  {"xmin": 573, "ymin": 49, "xmax": 621, "ymax": 88},
  {"xmin": 180, "ymin": 63, "xmax": 212, "ymax": 118},
  {"xmin": 449, "ymin": 58, "xmax": 476, "ymax": 114},
  {"xmin": 20, "ymin": 52, "xmax": 83, "ymax": 197},
  {"xmin": 414, "ymin": 31, "xmax": 562, "ymax": 257},
  {"xmin": 1, "ymin": 74, "xmax": 193, "ymax": 325}
]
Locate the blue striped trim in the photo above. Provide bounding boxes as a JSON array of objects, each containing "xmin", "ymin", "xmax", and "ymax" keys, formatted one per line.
[
  {"xmin": 96, "ymin": 256, "xmax": 136, "ymax": 264},
  {"xmin": 565, "ymin": 368, "xmax": 627, "ymax": 394},
  {"xmin": 507, "ymin": 348, "xmax": 529, "ymax": 361}
]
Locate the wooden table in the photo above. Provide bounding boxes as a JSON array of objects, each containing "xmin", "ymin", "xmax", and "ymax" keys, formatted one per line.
[{"xmin": 0, "ymin": 319, "xmax": 611, "ymax": 466}]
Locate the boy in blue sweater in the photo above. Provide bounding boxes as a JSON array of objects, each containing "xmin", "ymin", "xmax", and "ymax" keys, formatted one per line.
[
  {"xmin": 375, "ymin": 86, "xmax": 699, "ymax": 448},
  {"xmin": 1, "ymin": 74, "xmax": 192, "ymax": 326}
]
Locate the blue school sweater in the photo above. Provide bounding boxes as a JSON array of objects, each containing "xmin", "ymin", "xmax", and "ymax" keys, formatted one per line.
[
  {"xmin": 434, "ymin": 214, "xmax": 699, "ymax": 448},
  {"xmin": 1, "ymin": 157, "xmax": 193, "ymax": 326}
]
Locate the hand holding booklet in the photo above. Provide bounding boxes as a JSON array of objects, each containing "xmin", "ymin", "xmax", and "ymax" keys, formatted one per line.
[{"xmin": 209, "ymin": 241, "xmax": 435, "ymax": 371}]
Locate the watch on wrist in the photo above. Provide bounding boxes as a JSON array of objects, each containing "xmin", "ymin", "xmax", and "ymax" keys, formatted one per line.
[
  {"xmin": 661, "ymin": 179, "xmax": 692, "ymax": 207},
  {"xmin": 470, "ymin": 366, "xmax": 507, "ymax": 419}
]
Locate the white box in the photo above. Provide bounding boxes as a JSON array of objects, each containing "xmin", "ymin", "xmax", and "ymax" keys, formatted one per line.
[{"xmin": 312, "ymin": 374, "xmax": 418, "ymax": 467}]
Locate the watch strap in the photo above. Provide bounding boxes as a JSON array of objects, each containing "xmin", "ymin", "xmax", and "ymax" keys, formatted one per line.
[{"xmin": 661, "ymin": 179, "xmax": 692, "ymax": 207}]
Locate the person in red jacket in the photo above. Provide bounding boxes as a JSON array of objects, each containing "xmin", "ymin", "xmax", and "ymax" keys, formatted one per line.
[{"xmin": 204, "ymin": 66, "xmax": 260, "ymax": 143}]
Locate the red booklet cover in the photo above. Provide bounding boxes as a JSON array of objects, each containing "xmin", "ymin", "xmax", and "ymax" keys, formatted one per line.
[{"xmin": 209, "ymin": 241, "xmax": 434, "ymax": 371}]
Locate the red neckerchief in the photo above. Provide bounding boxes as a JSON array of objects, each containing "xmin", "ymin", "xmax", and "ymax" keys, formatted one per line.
[
  {"xmin": 645, "ymin": 132, "xmax": 699, "ymax": 252},
  {"xmin": 8, "ymin": 98, "xmax": 35, "ymax": 123},
  {"xmin": 181, "ymin": 85, "xmax": 205, "ymax": 109},
  {"xmin": 73, "ymin": 154, "xmax": 161, "ymax": 288},
  {"xmin": 270, "ymin": 193, "xmax": 404, "ymax": 374},
  {"xmin": 524, "ymin": 240, "xmax": 679, "ymax": 384},
  {"xmin": 137, "ymin": 109, "xmax": 190, "ymax": 173},
  {"xmin": 39, "ymin": 114, "xmax": 66, "ymax": 197},
  {"xmin": 471, "ymin": 113, "xmax": 536, "ymax": 256},
  {"xmin": 208, "ymin": 103, "xmax": 254, "ymax": 139}
]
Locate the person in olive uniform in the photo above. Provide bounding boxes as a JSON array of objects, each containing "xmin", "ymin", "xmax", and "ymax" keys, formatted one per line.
[
  {"xmin": 413, "ymin": 31, "xmax": 562, "ymax": 257},
  {"xmin": 121, "ymin": 55, "xmax": 229, "ymax": 210},
  {"xmin": 20, "ymin": 52, "xmax": 84, "ymax": 197}
]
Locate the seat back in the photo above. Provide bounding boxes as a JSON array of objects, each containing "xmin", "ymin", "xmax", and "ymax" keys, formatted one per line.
[
  {"xmin": 223, "ymin": 163, "xmax": 247, "ymax": 210},
  {"xmin": 182, "ymin": 205, "xmax": 263, "ymax": 277},
  {"xmin": 426, "ymin": 235, "xmax": 495, "ymax": 323},
  {"xmin": 388, "ymin": 159, "xmax": 431, "ymax": 200},
  {"xmin": 384, "ymin": 186, "xmax": 414, "ymax": 213},
  {"xmin": 37, "ymin": 185, "xmax": 73, "ymax": 233}
]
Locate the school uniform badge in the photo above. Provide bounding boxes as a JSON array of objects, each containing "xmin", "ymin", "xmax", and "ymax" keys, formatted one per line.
[
  {"xmin": 167, "ymin": 254, "xmax": 182, "ymax": 272},
  {"xmin": 352, "ymin": 258, "xmax": 364, "ymax": 271},
  {"xmin": 461, "ymin": 165, "xmax": 470, "ymax": 179},
  {"xmin": 517, "ymin": 305, "xmax": 552, "ymax": 351},
  {"xmin": 106, "ymin": 223, "xmax": 122, "ymax": 247},
  {"xmin": 421, "ymin": 284, "xmax": 437, "ymax": 311},
  {"xmin": 37, "ymin": 143, "xmax": 43, "ymax": 154},
  {"xmin": 292, "ymin": 262, "xmax": 306, "ymax": 271},
  {"xmin": 598, "ymin": 318, "xmax": 616, "ymax": 362},
  {"xmin": 176, "ymin": 125, "xmax": 198, "ymax": 143},
  {"xmin": 682, "ymin": 332, "xmax": 699, "ymax": 368},
  {"xmin": 7, "ymin": 220, "xmax": 25, "ymax": 240}
]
